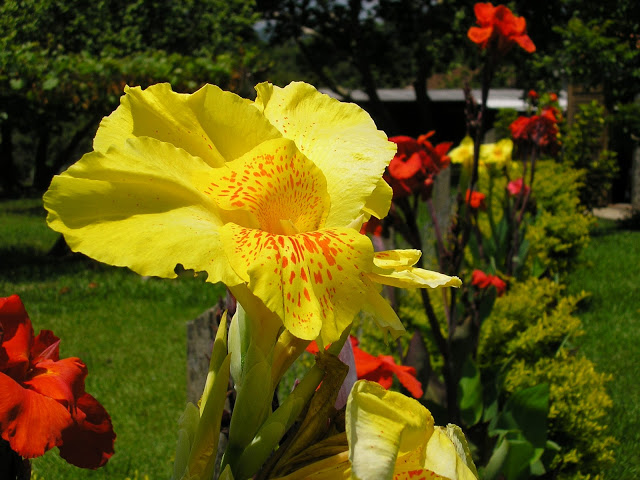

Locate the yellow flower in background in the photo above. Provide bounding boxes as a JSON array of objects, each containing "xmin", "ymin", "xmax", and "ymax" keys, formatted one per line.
[
  {"xmin": 272, "ymin": 380, "xmax": 478, "ymax": 480},
  {"xmin": 479, "ymin": 138, "xmax": 512, "ymax": 168},
  {"xmin": 44, "ymin": 82, "xmax": 460, "ymax": 345},
  {"xmin": 448, "ymin": 136, "xmax": 474, "ymax": 168},
  {"xmin": 449, "ymin": 136, "xmax": 512, "ymax": 169}
]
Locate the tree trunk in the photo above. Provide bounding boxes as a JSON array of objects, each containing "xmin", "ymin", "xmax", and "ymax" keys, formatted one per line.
[
  {"xmin": 50, "ymin": 115, "xmax": 99, "ymax": 177},
  {"xmin": 348, "ymin": 0, "xmax": 396, "ymax": 132},
  {"xmin": 32, "ymin": 126, "xmax": 51, "ymax": 191},
  {"xmin": 0, "ymin": 120, "xmax": 19, "ymax": 196}
]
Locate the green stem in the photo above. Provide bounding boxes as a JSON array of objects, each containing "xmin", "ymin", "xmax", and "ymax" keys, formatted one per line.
[{"xmin": 233, "ymin": 327, "xmax": 351, "ymax": 480}]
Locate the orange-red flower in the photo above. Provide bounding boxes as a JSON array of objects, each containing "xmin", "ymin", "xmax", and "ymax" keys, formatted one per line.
[
  {"xmin": 468, "ymin": 3, "xmax": 535, "ymax": 54},
  {"xmin": 0, "ymin": 295, "xmax": 115, "ymax": 468},
  {"xmin": 509, "ymin": 107, "xmax": 559, "ymax": 153},
  {"xmin": 465, "ymin": 189, "xmax": 486, "ymax": 210},
  {"xmin": 527, "ymin": 89, "xmax": 539, "ymax": 100},
  {"xmin": 306, "ymin": 336, "xmax": 423, "ymax": 399},
  {"xmin": 386, "ymin": 132, "xmax": 452, "ymax": 199},
  {"xmin": 471, "ymin": 270, "xmax": 506, "ymax": 296},
  {"xmin": 350, "ymin": 336, "xmax": 423, "ymax": 399},
  {"xmin": 359, "ymin": 216, "xmax": 383, "ymax": 237}
]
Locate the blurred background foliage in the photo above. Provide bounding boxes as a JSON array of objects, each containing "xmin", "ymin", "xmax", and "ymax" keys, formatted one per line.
[{"xmin": 1, "ymin": 0, "xmax": 639, "ymax": 197}]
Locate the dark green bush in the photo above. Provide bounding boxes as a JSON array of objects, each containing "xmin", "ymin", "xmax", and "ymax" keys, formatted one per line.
[{"xmin": 562, "ymin": 101, "xmax": 619, "ymax": 210}]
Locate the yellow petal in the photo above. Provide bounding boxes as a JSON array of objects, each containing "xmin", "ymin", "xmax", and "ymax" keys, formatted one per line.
[
  {"xmin": 479, "ymin": 138, "xmax": 512, "ymax": 166},
  {"xmin": 362, "ymin": 177, "xmax": 393, "ymax": 220},
  {"xmin": 372, "ymin": 250, "xmax": 422, "ymax": 270},
  {"xmin": 422, "ymin": 427, "xmax": 478, "ymax": 480},
  {"xmin": 206, "ymin": 138, "xmax": 329, "ymax": 234},
  {"xmin": 220, "ymin": 224, "xmax": 373, "ymax": 343},
  {"xmin": 44, "ymin": 136, "xmax": 239, "ymax": 285},
  {"xmin": 347, "ymin": 381, "xmax": 434, "ymax": 480},
  {"xmin": 94, "ymin": 83, "xmax": 280, "ymax": 167},
  {"xmin": 270, "ymin": 452, "xmax": 351, "ymax": 480},
  {"xmin": 368, "ymin": 250, "xmax": 462, "ymax": 289},
  {"xmin": 448, "ymin": 136, "xmax": 474, "ymax": 165},
  {"xmin": 254, "ymin": 82, "xmax": 396, "ymax": 227},
  {"xmin": 368, "ymin": 269, "xmax": 462, "ymax": 290},
  {"xmin": 361, "ymin": 277, "xmax": 406, "ymax": 339}
]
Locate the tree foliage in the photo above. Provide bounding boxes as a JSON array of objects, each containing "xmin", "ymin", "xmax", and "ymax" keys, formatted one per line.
[
  {"xmin": 0, "ymin": 0, "xmax": 261, "ymax": 193},
  {"xmin": 257, "ymin": 0, "xmax": 477, "ymax": 132}
]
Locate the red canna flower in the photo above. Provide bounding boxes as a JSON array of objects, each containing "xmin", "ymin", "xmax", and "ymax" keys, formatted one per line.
[
  {"xmin": 471, "ymin": 269, "xmax": 507, "ymax": 296},
  {"xmin": 350, "ymin": 336, "xmax": 423, "ymax": 399},
  {"xmin": 507, "ymin": 177, "xmax": 530, "ymax": 197},
  {"xmin": 509, "ymin": 108, "xmax": 559, "ymax": 153},
  {"xmin": 385, "ymin": 133, "xmax": 452, "ymax": 200},
  {"xmin": 549, "ymin": 92, "xmax": 558, "ymax": 102},
  {"xmin": 468, "ymin": 3, "xmax": 536, "ymax": 54},
  {"xmin": 0, "ymin": 295, "xmax": 115, "ymax": 468},
  {"xmin": 465, "ymin": 189, "xmax": 486, "ymax": 210},
  {"xmin": 360, "ymin": 216, "xmax": 383, "ymax": 237},
  {"xmin": 306, "ymin": 336, "xmax": 423, "ymax": 399},
  {"xmin": 527, "ymin": 89, "xmax": 539, "ymax": 100}
]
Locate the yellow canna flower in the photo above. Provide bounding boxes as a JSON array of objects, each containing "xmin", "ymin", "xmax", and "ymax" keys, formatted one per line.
[
  {"xmin": 272, "ymin": 380, "xmax": 478, "ymax": 480},
  {"xmin": 448, "ymin": 136, "xmax": 474, "ymax": 168},
  {"xmin": 479, "ymin": 138, "xmax": 513, "ymax": 168},
  {"xmin": 44, "ymin": 82, "xmax": 460, "ymax": 345}
]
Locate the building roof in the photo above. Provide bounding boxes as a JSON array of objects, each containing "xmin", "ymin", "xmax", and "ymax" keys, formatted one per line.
[{"xmin": 319, "ymin": 88, "xmax": 568, "ymax": 111}]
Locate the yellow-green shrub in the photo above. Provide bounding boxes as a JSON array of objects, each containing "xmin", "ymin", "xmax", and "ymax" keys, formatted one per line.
[
  {"xmin": 504, "ymin": 352, "xmax": 616, "ymax": 479},
  {"xmin": 526, "ymin": 160, "xmax": 594, "ymax": 275},
  {"xmin": 476, "ymin": 159, "xmax": 593, "ymax": 276},
  {"xmin": 479, "ymin": 277, "xmax": 615, "ymax": 478},
  {"xmin": 478, "ymin": 278, "xmax": 586, "ymax": 364}
]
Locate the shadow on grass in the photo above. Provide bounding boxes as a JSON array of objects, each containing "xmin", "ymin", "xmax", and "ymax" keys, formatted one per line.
[{"xmin": 0, "ymin": 243, "xmax": 102, "ymax": 283}]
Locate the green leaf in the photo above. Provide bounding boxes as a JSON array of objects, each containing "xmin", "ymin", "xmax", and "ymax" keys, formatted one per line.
[
  {"xmin": 483, "ymin": 438, "xmax": 536, "ymax": 480},
  {"xmin": 42, "ymin": 77, "xmax": 59, "ymax": 90},
  {"xmin": 9, "ymin": 78, "xmax": 23, "ymax": 90},
  {"xmin": 492, "ymin": 383, "xmax": 550, "ymax": 448},
  {"xmin": 458, "ymin": 356, "xmax": 483, "ymax": 427},
  {"xmin": 477, "ymin": 287, "xmax": 497, "ymax": 323}
]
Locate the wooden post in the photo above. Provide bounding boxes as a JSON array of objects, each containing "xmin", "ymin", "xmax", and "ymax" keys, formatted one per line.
[{"xmin": 186, "ymin": 301, "xmax": 225, "ymax": 404}]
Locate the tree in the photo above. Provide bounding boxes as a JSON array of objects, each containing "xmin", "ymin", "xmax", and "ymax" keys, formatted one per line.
[
  {"xmin": 257, "ymin": 0, "xmax": 476, "ymax": 133},
  {"xmin": 0, "ymin": 0, "xmax": 262, "ymax": 194}
]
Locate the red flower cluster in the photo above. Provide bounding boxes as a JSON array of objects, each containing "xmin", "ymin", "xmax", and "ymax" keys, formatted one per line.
[
  {"xmin": 509, "ymin": 107, "xmax": 560, "ymax": 153},
  {"xmin": 359, "ymin": 216, "xmax": 383, "ymax": 237},
  {"xmin": 471, "ymin": 270, "xmax": 507, "ymax": 296},
  {"xmin": 468, "ymin": 3, "xmax": 536, "ymax": 54},
  {"xmin": 507, "ymin": 177, "xmax": 530, "ymax": 197},
  {"xmin": 386, "ymin": 132, "xmax": 452, "ymax": 199},
  {"xmin": 527, "ymin": 89, "xmax": 539, "ymax": 100},
  {"xmin": 0, "ymin": 295, "xmax": 115, "ymax": 468},
  {"xmin": 465, "ymin": 189, "xmax": 486, "ymax": 210},
  {"xmin": 307, "ymin": 336, "xmax": 423, "ymax": 399}
]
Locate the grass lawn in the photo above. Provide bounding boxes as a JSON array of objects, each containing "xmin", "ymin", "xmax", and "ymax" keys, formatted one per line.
[
  {"xmin": 1, "ymin": 197, "xmax": 226, "ymax": 479},
  {"xmin": 2, "ymin": 196, "xmax": 639, "ymax": 479},
  {"xmin": 566, "ymin": 219, "xmax": 640, "ymax": 480}
]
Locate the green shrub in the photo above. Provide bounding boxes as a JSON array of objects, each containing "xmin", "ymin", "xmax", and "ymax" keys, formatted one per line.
[
  {"xmin": 479, "ymin": 277, "xmax": 615, "ymax": 479},
  {"xmin": 562, "ymin": 101, "xmax": 619, "ymax": 209},
  {"xmin": 505, "ymin": 352, "xmax": 615, "ymax": 480},
  {"xmin": 493, "ymin": 108, "xmax": 519, "ymax": 140},
  {"xmin": 477, "ymin": 159, "xmax": 593, "ymax": 276},
  {"xmin": 478, "ymin": 278, "xmax": 586, "ymax": 365},
  {"xmin": 526, "ymin": 160, "xmax": 594, "ymax": 275}
]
